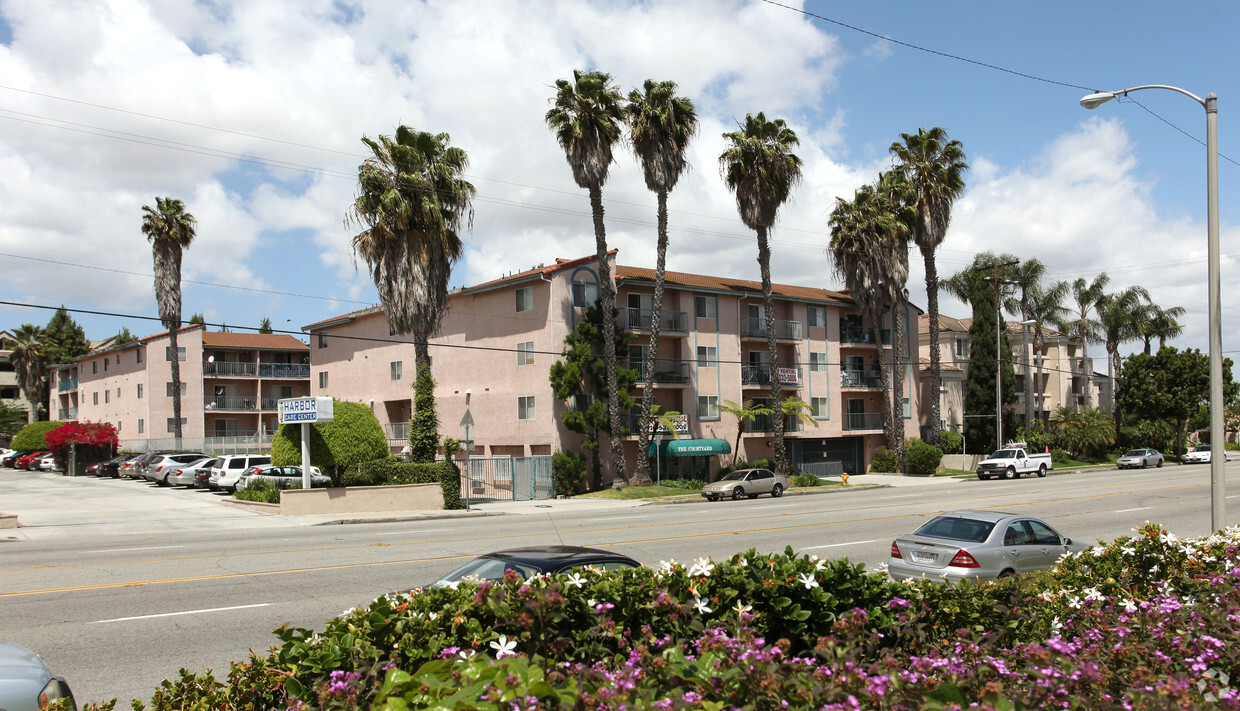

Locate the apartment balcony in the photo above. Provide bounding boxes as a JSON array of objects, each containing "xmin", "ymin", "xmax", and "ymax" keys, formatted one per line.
[
  {"xmin": 57, "ymin": 407, "xmax": 78, "ymax": 420},
  {"xmin": 619, "ymin": 308, "xmax": 689, "ymax": 334},
  {"xmin": 204, "ymin": 395, "xmax": 260, "ymax": 411},
  {"xmin": 57, "ymin": 377, "xmax": 78, "ymax": 392},
  {"xmin": 385, "ymin": 422, "xmax": 410, "ymax": 439},
  {"xmin": 739, "ymin": 317, "xmax": 802, "ymax": 341},
  {"xmin": 259, "ymin": 363, "xmax": 310, "ymax": 378},
  {"xmin": 841, "ymin": 369, "xmax": 883, "ymax": 389},
  {"xmin": 203, "ymin": 362, "xmax": 310, "ymax": 378},
  {"xmin": 840, "ymin": 327, "xmax": 891, "ymax": 346},
  {"xmin": 748, "ymin": 414, "xmax": 804, "ymax": 434},
  {"xmin": 842, "ymin": 412, "xmax": 884, "ymax": 431},
  {"xmin": 1070, "ymin": 357, "xmax": 1094, "ymax": 376},
  {"xmin": 627, "ymin": 359, "xmax": 692, "ymax": 385},
  {"xmin": 741, "ymin": 365, "xmax": 802, "ymax": 388}
]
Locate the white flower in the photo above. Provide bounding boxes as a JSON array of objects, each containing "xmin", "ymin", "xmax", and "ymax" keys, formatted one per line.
[
  {"xmin": 733, "ymin": 601, "xmax": 753, "ymax": 615},
  {"xmin": 693, "ymin": 596, "xmax": 712, "ymax": 614},
  {"xmin": 490, "ymin": 635, "xmax": 517, "ymax": 659},
  {"xmin": 814, "ymin": 558, "xmax": 827, "ymax": 571},
  {"xmin": 1122, "ymin": 599, "xmax": 1138, "ymax": 612},
  {"xmin": 1050, "ymin": 616, "xmax": 1063, "ymax": 632},
  {"xmin": 445, "ymin": 580, "xmax": 462, "ymax": 590},
  {"xmin": 457, "ymin": 649, "xmax": 475, "ymax": 662},
  {"xmin": 689, "ymin": 557, "xmax": 715, "ymax": 577},
  {"xmin": 428, "ymin": 612, "xmax": 439, "ymax": 621},
  {"xmin": 1121, "ymin": 545, "xmax": 1136, "ymax": 556},
  {"xmin": 659, "ymin": 560, "xmax": 677, "ymax": 573},
  {"xmin": 587, "ymin": 598, "xmax": 597, "ymax": 608},
  {"xmin": 1083, "ymin": 587, "xmax": 1103, "ymax": 602},
  {"xmin": 798, "ymin": 573, "xmax": 820, "ymax": 590},
  {"xmin": 564, "ymin": 572, "xmax": 588, "ymax": 589},
  {"xmin": 1067, "ymin": 596, "xmax": 1083, "ymax": 609}
]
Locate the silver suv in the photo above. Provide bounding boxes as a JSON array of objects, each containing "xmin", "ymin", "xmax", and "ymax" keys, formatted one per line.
[
  {"xmin": 208, "ymin": 454, "xmax": 272, "ymax": 492},
  {"xmin": 144, "ymin": 452, "xmax": 210, "ymax": 485}
]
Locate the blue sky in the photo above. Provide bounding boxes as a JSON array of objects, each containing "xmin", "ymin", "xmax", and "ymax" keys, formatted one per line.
[{"xmin": 0, "ymin": 0, "xmax": 1236, "ymax": 363}]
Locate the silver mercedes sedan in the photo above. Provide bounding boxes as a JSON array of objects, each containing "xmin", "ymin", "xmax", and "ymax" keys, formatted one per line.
[{"xmin": 888, "ymin": 510, "xmax": 1088, "ymax": 583}]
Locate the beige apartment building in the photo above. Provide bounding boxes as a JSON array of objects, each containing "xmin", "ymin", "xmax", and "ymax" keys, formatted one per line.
[
  {"xmin": 917, "ymin": 314, "xmax": 1109, "ymax": 439},
  {"xmin": 304, "ymin": 252, "xmax": 920, "ymax": 482},
  {"xmin": 48, "ymin": 326, "xmax": 310, "ymax": 451}
]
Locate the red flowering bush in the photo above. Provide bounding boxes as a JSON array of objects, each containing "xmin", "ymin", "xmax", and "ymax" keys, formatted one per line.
[{"xmin": 44, "ymin": 421, "xmax": 118, "ymax": 471}]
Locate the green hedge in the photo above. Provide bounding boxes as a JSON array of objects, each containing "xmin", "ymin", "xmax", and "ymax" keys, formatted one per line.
[
  {"xmin": 270, "ymin": 400, "xmax": 389, "ymax": 483},
  {"xmin": 343, "ymin": 457, "xmax": 463, "ymax": 509},
  {"xmin": 10, "ymin": 420, "xmax": 65, "ymax": 451},
  {"xmin": 904, "ymin": 438, "xmax": 944, "ymax": 475},
  {"xmin": 869, "ymin": 446, "xmax": 899, "ymax": 472}
]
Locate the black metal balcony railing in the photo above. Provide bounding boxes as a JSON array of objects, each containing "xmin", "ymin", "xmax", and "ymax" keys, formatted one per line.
[
  {"xmin": 741, "ymin": 365, "xmax": 802, "ymax": 387},
  {"xmin": 749, "ymin": 414, "xmax": 803, "ymax": 433},
  {"xmin": 259, "ymin": 363, "xmax": 310, "ymax": 378},
  {"xmin": 739, "ymin": 317, "xmax": 802, "ymax": 340},
  {"xmin": 620, "ymin": 308, "xmax": 689, "ymax": 333},
  {"xmin": 843, "ymin": 412, "xmax": 884, "ymax": 431},
  {"xmin": 58, "ymin": 407, "xmax": 78, "ymax": 420},
  {"xmin": 626, "ymin": 359, "xmax": 692, "ymax": 384},
  {"xmin": 260, "ymin": 396, "xmax": 282, "ymax": 410},
  {"xmin": 203, "ymin": 362, "xmax": 310, "ymax": 378},
  {"xmin": 840, "ymin": 327, "xmax": 892, "ymax": 345},
  {"xmin": 57, "ymin": 377, "xmax": 78, "ymax": 392},
  {"xmin": 386, "ymin": 422, "xmax": 410, "ymax": 439},
  {"xmin": 204, "ymin": 362, "xmax": 257, "ymax": 377},
  {"xmin": 841, "ymin": 369, "xmax": 883, "ymax": 388},
  {"xmin": 204, "ymin": 396, "xmax": 258, "ymax": 411}
]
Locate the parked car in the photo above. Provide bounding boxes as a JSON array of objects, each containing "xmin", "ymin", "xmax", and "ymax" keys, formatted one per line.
[
  {"xmin": 1117, "ymin": 449, "xmax": 1164, "ymax": 469},
  {"xmin": 975, "ymin": 448, "xmax": 1052, "ymax": 480},
  {"xmin": 428, "ymin": 546, "xmax": 640, "ymax": 588},
  {"xmin": 888, "ymin": 510, "xmax": 1088, "ymax": 583},
  {"xmin": 96, "ymin": 453, "xmax": 138, "ymax": 478},
  {"xmin": 700, "ymin": 468, "xmax": 786, "ymax": 501},
  {"xmin": 0, "ymin": 641, "xmax": 76, "ymax": 711},
  {"xmin": 15, "ymin": 452, "xmax": 49, "ymax": 470},
  {"xmin": 117, "ymin": 452, "xmax": 149, "ymax": 478},
  {"xmin": 1183, "ymin": 444, "xmax": 1229, "ymax": 464},
  {"xmin": 130, "ymin": 451, "xmax": 184, "ymax": 480},
  {"xmin": 165, "ymin": 458, "xmax": 218, "ymax": 488},
  {"xmin": 144, "ymin": 452, "xmax": 209, "ymax": 485},
  {"xmin": 0, "ymin": 448, "xmax": 13, "ymax": 463},
  {"xmin": 36, "ymin": 453, "xmax": 59, "ymax": 472},
  {"xmin": 208, "ymin": 454, "xmax": 272, "ymax": 492},
  {"xmin": 235, "ymin": 464, "xmax": 328, "ymax": 491},
  {"xmin": 1, "ymin": 450, "xmax": 30, "ymax": 467}
]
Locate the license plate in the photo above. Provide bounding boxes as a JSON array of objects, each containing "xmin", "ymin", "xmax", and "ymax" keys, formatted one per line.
[{"xmin": 911, "ymin": 551, "xmax": 935, "ymax": 564}]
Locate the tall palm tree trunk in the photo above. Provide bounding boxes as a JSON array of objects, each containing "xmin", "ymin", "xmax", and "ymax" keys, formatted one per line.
[
  {"xmin": 634, "ymin": 190, "xmax": 670, "ymax": 486},
  {"xmin": 1079, "ymin": 336, "xmax": 1092, "ymax": 409},
  {"xmin": 922, "ymin": 247, "xmax": 943, "ymax": 446},
  {"xmin": 169, "ymin": 326, "xmax": 182, "ymax": 446},
  {"xmin": 589, "ymin": 185, "xmax": 627, "ymax": 482},
  {"xmin": 756, "ymin": 227, "xmax": 786, "ymax": 475},
  {"xmin": 413, "ymin": 340, "xmax": 430, "ymax": 380},
  {"xmin": 872, "ymin": 317, "xmax": 894, "ymax": 451},
  {"xmin": 891, "ymin": 299, "xmax": 906, "ymax": 466}
]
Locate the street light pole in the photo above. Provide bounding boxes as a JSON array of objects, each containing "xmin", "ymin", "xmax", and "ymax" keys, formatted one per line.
[{"xmin": 1081, "ymin": 86, "xmax": 1224, "ymax": 531}]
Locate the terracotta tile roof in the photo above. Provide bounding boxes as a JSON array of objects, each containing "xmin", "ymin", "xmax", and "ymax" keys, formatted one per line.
[
  {"xmin": 464, "ymin": 251, "xmax": 616, "ymax": 292},
  {"xmin": 201, "ymin": 332, "xmax": 308, "ymax": 350},
  {"xmin": 918, "ymin": 357, "xmax": 964, "ymax": 373},
  {"xmin": 616, "ymin": 265, "xmax": 855, "ymax": 305},
  {"xmin": 919, "ymin": 313, "xmax": 972, "ymax": 334}
]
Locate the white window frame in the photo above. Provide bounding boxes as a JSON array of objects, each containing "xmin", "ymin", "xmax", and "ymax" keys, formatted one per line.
[
  {"xmin": 165, "ymin": 346, "xmax": 186, "ymax": 362},
  {"xmin": 137, "ymin": 419, "xmax": 144, "ymax": 434},
  {"xmin": 137, "ymin": 383, "xmax": 143, "ymax": 399},
  {"xmin": 165, "ymin": 417, "xmax": 188, "ymax": 433},
  {"xmin": 390, "ymin": 361, "xmax": 403, "ymax": 381},
  {"xmin": 493, "ymin": 455, "xmax": 513, "ymax": 482},
  {"xmin": 92, "ymin": 392, "xmax": 98, "ymax": 405},
  {"xmin": 136, "ymin": 348, "xmax": 143, "ymax": 364},
  {"xmin": 696, "ymin": 346, "xmax": 718, "ymax": 368},
  {"xmin": 515, "ymin": 287, "xmax": 533, "ymax": 313},
  {"xmin": 809, "ymin": 352, "xmax": 827, "ymax": 372},
  {"xmin": 517, "ymin": 395, "xmax": 535, "ymax": 420},
  {"xmin": 166, "ymin": 382, "xmax": 188, "ymax": 397},
  {"xmin": 319, "ymin": 371, "xmax": 329, "ymax": 389},
  {"xmin": 811, "ymin": 397, "xmax": 829, "ymax": 418},
  {"xmin": 697, "ymin": 395, "xmax": 720, "ymax": 420},
  {"xmin": 517, "ymin": 341, "xmax": 534, "ymax": 366},
  {"xmin": 694, "ymin": 294, "xmax": 717, "ymax": 319},
  {"xmin": 318, "ymin": 332, "xmax": 328, "ymax": 349},
  {"xmin": 807, "ymin": 305, "xmax": 826, "ymax": 328}
]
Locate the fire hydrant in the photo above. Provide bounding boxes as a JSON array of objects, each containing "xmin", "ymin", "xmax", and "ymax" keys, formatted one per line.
[{"xmin": 841, "ymin": 473, "xmax": 850, "ymax": 486}]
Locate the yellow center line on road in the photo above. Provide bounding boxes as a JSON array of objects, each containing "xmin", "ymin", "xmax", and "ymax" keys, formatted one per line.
[{"xmin": 1, "ymin": 480, "xmax": 1210, "ymax": 598}]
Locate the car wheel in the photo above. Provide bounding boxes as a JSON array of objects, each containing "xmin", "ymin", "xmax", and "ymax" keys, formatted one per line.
[
  {"xmin": 771, "ymin": 483, "xmax": 784, "ymax": 498},
  {"xmin": 1037, "ymin": 464, "xmax": 1047, "ymax": 478},
  {"xmin": 1156, "ymin": 459, "xmax": 1163, "ymax": 468},
  {"xmin": 706, "ymin": 495, "xmax": 718, "ymax": 502},
  {"xmin": 978, "ymin": 474, "xmax": 990, "ymax": 481},
  {"xmin": 998, "ymin": 569, "xmax": 1015, "ymax": 579},
  {"xmin": 732, "ymin": 486, "xmax": 745, "ymax": 501},
  {"xmin": 1004, "ymin": 466, "xmax": 1017, "ymax": 480}
]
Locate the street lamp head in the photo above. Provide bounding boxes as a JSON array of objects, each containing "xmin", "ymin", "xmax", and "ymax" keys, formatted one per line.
[
  {"xmin": 1080, "ymin": 92, "xmax": 1116, "ymax": 109},
  {"xmin": 1020, "ymin": 319, "xmax": 1036, "ymax": 325}
]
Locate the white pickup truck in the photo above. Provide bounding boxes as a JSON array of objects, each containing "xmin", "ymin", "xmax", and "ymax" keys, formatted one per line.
[{"xmin": 975, "ymin": 448, "xmax": 1052, "ymax": 480}]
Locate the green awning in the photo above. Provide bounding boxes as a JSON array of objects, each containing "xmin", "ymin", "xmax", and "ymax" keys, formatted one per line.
[{"xmin": 648, "ymin": 439, "xmax": 732, "ymax": 457}]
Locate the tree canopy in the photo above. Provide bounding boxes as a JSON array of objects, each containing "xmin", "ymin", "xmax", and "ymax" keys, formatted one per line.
[{"xmin": 1116, "ymin": 347, "xmax": 1238, "ymax": 458}]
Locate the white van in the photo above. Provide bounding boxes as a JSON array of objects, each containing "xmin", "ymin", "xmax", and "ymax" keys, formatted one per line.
[{"xmin": 208, "ymin": 454, "xmax": 272, "ymax": 492}]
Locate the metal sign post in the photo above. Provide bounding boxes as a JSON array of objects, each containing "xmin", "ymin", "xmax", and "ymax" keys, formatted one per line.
[{"xmin": 278, "ymin": 396, "xmax": 334, "ymax": 489}]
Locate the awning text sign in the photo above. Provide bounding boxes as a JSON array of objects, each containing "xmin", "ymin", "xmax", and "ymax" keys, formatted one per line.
[{"xmin": 278, "ymin": 396, "xmax": 335, "ymax": 424}]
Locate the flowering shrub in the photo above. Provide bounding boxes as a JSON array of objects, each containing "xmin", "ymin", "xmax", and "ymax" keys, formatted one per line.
[
  {"xmin": 44, "ymin": 420, "xmax": 117, "ymax": 471},
  {"xmin": 86, "ymin": 523, "xmax": 1240, "ymax": 710}
]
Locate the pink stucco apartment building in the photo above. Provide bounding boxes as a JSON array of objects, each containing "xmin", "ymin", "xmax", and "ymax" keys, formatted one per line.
[
  {"xmin": 303, "ymin": 252, "xmax": 919, "ymax": 481},
  {"xmin": 48, "ymin": 325, "xmax": 310, "ymax": 451}
]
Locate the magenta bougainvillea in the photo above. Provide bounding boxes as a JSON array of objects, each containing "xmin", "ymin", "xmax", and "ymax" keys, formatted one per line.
[{"xmin": 45, "ymin": 420, "xmax": 118, "ymax": 465}]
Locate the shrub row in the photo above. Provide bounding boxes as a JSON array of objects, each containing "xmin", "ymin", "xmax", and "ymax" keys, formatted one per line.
[{"xmin": 343, "ymin": 457, "xmax": 463, "ymax": 509}]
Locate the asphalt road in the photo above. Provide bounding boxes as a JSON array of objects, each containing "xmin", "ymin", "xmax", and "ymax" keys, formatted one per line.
[{"xmin": 1, "ymin": 463, "xmax": 1234, "ymax": 707}]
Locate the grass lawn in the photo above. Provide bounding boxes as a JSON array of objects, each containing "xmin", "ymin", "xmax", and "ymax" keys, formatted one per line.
[{"xmin": 579, "ymin": 485, "xmax": 702, "ymax": 500}]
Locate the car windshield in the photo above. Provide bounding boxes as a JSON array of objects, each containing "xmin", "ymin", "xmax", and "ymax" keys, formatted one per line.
[
  {"xmin": 990, "ymin": 450, "xmax": 1016, "ymax": 459},
  {"xmin": 913, "ymin": 517, "xmax": 996, "ymax": 544},
  {"xmin": 719, "ymin": 471, "xmax": 748, "ymax": 481},
  {"xmin": 1195, "ymin": 446, "xmax": 1211, "ymax": 452},
  {"xmin": 434, "ymin": 556, "xmax": 539, "ymax": 586},
  {"xmin": 1123, "ymin": 450, "xmax": 1146, "ymax": 457}
]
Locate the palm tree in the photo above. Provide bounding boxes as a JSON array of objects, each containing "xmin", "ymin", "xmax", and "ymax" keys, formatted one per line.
[
  {"xmin": 1136, "ymin": 303, "xmax": 1186, "ymax": 354},
  {"xmin": 348, "ymin": 125, "xmax": 475, "ymax": 371},
  {"xmin": 9, "ymin": 324, "xmax": 46, "ymax": 421},
  {"xmin": 626, "ymin": 78, "xmax": 698, "ymax": 485},
  {"xmin": 1023, "ymin": 280, "xmax": 1071, "ymax": 430},
  {"xmin": 1069, "ymin": 274, "xmax": 1109, "ymax": 408},
  {"xmin": 720, "ymin": 112, "xmax": 804, "ymax": 476},
  {"xmin": 828, "ymin": 177, "xmax": 911, "ymax": 458},
  {"xmin": 718, "ymin": 399, "xmax": 773, "ymax": 467},
  {"xmin": 1003, "ymin": 259, "xmax": 1047, "ymax": 438},
  {"xmin": 142, "ymin": 196, "xmax": 197, "ymax": 444},
  {"xmin": 1097, "ymin": 285, "xmax": 1151, "ymax": 410},
  {"xmin": 889, "ymin": 127, "xmax": 968, "ymax": 447},
  {"xmin": 546, "ymin": 69, "xmax": 628, "ymax": 482}
]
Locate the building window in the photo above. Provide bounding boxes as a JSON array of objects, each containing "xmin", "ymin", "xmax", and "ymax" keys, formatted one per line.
[
  {"xmin": 137, "ymin": 419, "xmax": 144, "ymax": 434},
  {"xmin": 318, "ymin": 332, "xmax": 328, "ymax": 349},
  {"xmin": 104, "ymin": 390, "xmax": 109, "ymax": 404},
  {"xmin": 515, "ymin": 287, "xmax": 533, "ymax": 313},
  {"xmin": 166, "ymin": 417, "xmax": 188, "ymax": 433},
  {"xmin": 697, "ymin": 395, "xmax": 720, "ymax": 419},
  {"xmin": 518, "ymin": 395, "xmax": 535, "ymax": 420},
  {"xmin": 318, "ymin": 371, "xmax": 329, "ymax": 389},
  {"xmin": 136, "ymin": 348, "xmax": 143, "ymax": 364},
  {"xmin": 696, "ymin": 346, "xmax": 717, "ymax": 368},
  {"xmin": 104, "ymin": 357, "xmax": 109, "ymax": 372},
  {"xmin": 571, "ymin": 277, "xmax": 598, "ymax": 307},
  {"xmin": 92, "ymin": 361, "xmax": 97, "ymax": 374},
  {"xmin": 116, "ymin": 387, "xmax": 121, "ymax": 399},
  {"xmin": 694, "ymin": 294, "xmax": 717, "ymax": 319},
  {"xmin": 390, "ymin": 361, "xmax": 403, "ymax": 381},
  {"xmin": 811, "ymin": 397, "xmax": 828, "ymax": 418},
  {"xmin": 165, "ymin": 382, "xmax": 188, "ymax": 397},
  {"xmin": 165, "ymin": 346, "xmax": 186, "ymax": 362},
  {"xmin": 807, "ymin": 305, "xmax": 826, "ymax": 328},
  {"xmin": 809, "ymin": 352, "xmax": 827, "ymax": 372},
  {"xmin": 517, "ymin": 341, "xmax": 535, "ymax": 366},
  {"xmin": 955, "ymin": 338, "xmax": 968, "ymax": 359},
  {"xmin": 92, "ymin": 392, "xmax": 98, "ymax": 405},
  {"xmin": 137, "ymin": 383, "xmax": 143, "ymax": 399},
  {"xmin": 117, "ymin": 421, "xmax": 121, "ymax": 432}
]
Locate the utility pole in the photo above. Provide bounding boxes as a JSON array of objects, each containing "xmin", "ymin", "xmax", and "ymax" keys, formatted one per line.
[{"xmin": 975, "ymin": 260, "xmax": 1019, "ymax": 451}]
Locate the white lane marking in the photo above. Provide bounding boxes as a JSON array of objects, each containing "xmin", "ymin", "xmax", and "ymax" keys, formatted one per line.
[
  {"xmin": 90, "ymin": 603, "xmax": 271, "ymax": 624},
  {"xmin": 594, "ymin": 516, "xmax": 649, "ymax": 521},
  {"xmin": 85, "ymin": 545, "xmax": 186, "ymax": 553},
  {"xmin": 764, "ymin": 504, "xmax": 796, "ymax": 509},
  {"xmin": 801, "ymin": 539, "xmax": 879, "ymax": 550},
  {"xmin": 1114, "ymin": 507, "xmax": 1153, "ymax": 513},
  {"xmin": 376, "ymin": 529, "xmax": 449, "ymax": 536}
]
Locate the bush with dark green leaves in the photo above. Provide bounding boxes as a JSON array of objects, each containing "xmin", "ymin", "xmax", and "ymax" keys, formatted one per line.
[
  {"xmin": 233, "ymin": 478, "xmax": 300, "ymax": 504},
  {"xmin": 270, "ymin": 400, "xmax": 389, "ymax": 483},
  {"xmin": 10, "ymin": 420, "xmax": 65, "ymax": 451},
  {"xmin": 341, "ymin": 457, "xmax": 463, "ymax": 510},
  {"xmin": 904, "ymin": 438, "xmax": 944, "ymax": 475},
  {"xmin": 552, "ymin": 450, "xmax": 586, "ymax": 496},
  {"xmin": 939, "ymin": 429, "xmax": 963, "ymax": 454},
  {"xmin": 868, "ymin": 447, "xmax": 899, "ymax": 473},
  {"xmin": 790, "ymin": 473, "xmax": 821, "ymax": 487},
  {"xmin": 1051, "ymin": 448, "xmax": 1071, "ymax": 465}
]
